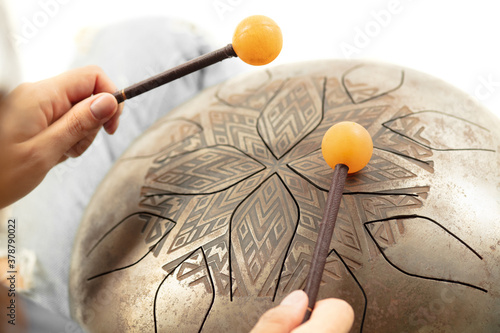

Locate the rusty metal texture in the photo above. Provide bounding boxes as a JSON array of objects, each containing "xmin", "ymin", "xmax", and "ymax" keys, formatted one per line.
[{"xmin": 69, "ymin": 60, "xmax": 500, "ymax": 332}]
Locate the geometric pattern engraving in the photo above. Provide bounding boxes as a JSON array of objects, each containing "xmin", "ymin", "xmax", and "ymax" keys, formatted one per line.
[
  {"xmin": 323, "ymin": 104, "xmax": 392, "ymax": 130},
  {"xmin": 287, "ymin": 149, "xmax": 332, "ymax": 190},
  {"xmin": 209, "ymin": 110, "xmax": 272, "ymax": 161},
  {"xmin": 270, "ymin": 182, "xmax": 323, "ymax": 296},
  {"xmin": 280, "ymin": 174, "xmax": 326, "ymax": 234},
  {"xmin": 152, "ymin": 132, "xmax": 207, "ymax": 165},
  {"xmin": 146, "ymin": 146, "xmax": 265, "ymax": 194},
  {"xmin": 161, "ymin": 236, "xmax": 233, "ymax": 296},
  {"xmin": 274, "ymin": 233, "xmax": 315, "ymax": 295},
  {"xmin": 324, "ymin": 77, "xmax": 352, "ymax": 109},
  {"xmin": 139, "ymin": 192, "xmax": 190, "ymax": 221},
  {"xmin": 277, "ymin": 234, "xmax": 363, "ymax": 294},
  {"xmin": 373, "ymin": 106, "xmax": 435, "ymax": 172},
  {"xmin": 175, "ymin": 250, "xmax": 213, "ymax": 292},
  {"xmin": 274, "ymin": 193, "xmax": 365, "ymax": 301},
  {"xmin": 351, "ymin": 188, "xmax": 429, "ymax": 260},
  {"xmin": 345, "ymin": 150, "xmax": 417, "ymax": 187},
  {"xmin": 288, "ymin": 149, "xmax": 418, "ymax": 191},
  {"xmin": 286, "ymin": 103, "xmax": 390, "ymax": 163},
  {"xmin": 231, "ymin": 174, "xmax": 299, "ymax": 297},
  {"xmin": 366, "ymin": 219, "xmax": 405, "ymax": 248},
  {"xmin": 203, "ymin": 238, "xmax": 232, "ymax": 296},
  {"xmin": 358, "ymin": 194, "xmax": 425, "ymax": 222},
  {"xmin": 168, "ymin": 193, "xmax": 234, "ymax": 253},
  {"xmin": 332, "ymin": 199, "xmax": 363, "ymax": 256},
  {"xmin": 258, "ymin": 78, "xmax": 323, "ymax": 159}
]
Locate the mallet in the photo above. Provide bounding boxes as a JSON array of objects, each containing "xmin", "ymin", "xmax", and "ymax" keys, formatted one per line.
[
  {"xmin": 302, "ymin": 121, "xmax": 373, "ymax": 322},
  {"xmin": 112, "ymin": 15, "xmax": 283, "ymax": 103}
]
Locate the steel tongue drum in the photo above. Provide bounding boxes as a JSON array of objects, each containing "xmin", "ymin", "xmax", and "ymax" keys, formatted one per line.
[{"xmin": 70, "ymin": 34, "xmax": 499, "ymax": 333}]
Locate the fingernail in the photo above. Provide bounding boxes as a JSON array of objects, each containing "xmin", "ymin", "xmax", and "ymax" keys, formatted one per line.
[
  {"xmin": 280, "ymin": 290, "xmax": 307, "ymax": 307},
  {"xmin": 104, "ymin": 117, "xmax": 119, "ymax": 135},
  {"xmin": 90, "ymin": 94, "xmax": 117, "ymax": 120}
]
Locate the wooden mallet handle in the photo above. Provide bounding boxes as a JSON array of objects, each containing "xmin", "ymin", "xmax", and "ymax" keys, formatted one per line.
[
  {"xmin": 302, "ymin": 121, "xmax": 373, "ymax": 323},
  {"xmin": 302, "ymin": 163, "xmax": 348, "ymax": 322},
  {"xmin": 112, "ymin": 44, "xmax": 236, "ymax": 103}
]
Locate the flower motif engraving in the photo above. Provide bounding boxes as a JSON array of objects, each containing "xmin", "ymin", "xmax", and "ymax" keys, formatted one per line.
[{"xmin": 139, "ymin": 74, "xmax": 414, "ymax": 300}]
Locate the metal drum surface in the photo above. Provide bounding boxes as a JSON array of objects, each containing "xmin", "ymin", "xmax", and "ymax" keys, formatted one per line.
[{"xmin": 70, "ymin": 60, "xmax": 500, "ymax": 332}]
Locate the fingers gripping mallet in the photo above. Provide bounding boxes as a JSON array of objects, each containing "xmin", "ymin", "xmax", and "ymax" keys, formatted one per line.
[
  {"xmin": 302, "ymin": 121, "xmax": 373, "ymax": 322},
  {"xmin": 112, "ymin": 15, "xmax": 282, "ymax": 103}
]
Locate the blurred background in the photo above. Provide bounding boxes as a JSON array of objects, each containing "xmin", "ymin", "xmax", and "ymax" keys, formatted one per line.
[{"xmin": 3, "ymin": 0, "xmax": 500, "ymax": 118}]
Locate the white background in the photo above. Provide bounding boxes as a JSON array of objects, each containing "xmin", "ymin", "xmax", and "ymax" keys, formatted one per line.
[{"xmin": 4, "ymin": 0, "xmax": 500, "ymax": 118}]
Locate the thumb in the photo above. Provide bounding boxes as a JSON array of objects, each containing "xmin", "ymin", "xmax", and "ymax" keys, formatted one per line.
[
  {"xmin": 38, "ymin": 93, "xmax": 118, "ymax": 161},
  {"xmin": 250, "ymin": 290, "xmax": 308, "ymax": 333}
]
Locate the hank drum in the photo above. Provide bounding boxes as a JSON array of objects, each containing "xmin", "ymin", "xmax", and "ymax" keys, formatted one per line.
[{"xmin": 70, "ymin": 60, "xmax": 500, "ymax": 332}]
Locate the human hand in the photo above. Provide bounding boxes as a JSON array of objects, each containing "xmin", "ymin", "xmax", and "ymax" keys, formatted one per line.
[
  {"xmin": 0, "ymin": 66, "xmax": 123, "ymax": 208},
  {"xmin": 250, "ymin": 290, "xmax": 354, "ymax": 333}
]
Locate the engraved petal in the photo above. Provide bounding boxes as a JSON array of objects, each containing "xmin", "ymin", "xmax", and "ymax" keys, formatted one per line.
[
  {"xmin": 167, "ymin": 193, "xmax": 233, "ymax": 253},
  {"xmin": 258, "ymin": 78, "xmax": 324, "ymax": 159},
  {"xmin": 146, "ymin": 146, "xmax": 265, "ymax": 194},
  {"xmin": 288, "ymin": 149, "xmax": 421, "ymax": 193},
  {"xmin": 231, "ymin": 174, "xmax": 299, "ymax": 297},
  {"xmin": 208, "ymin": 110, "xmax": 272, "ymax": 161}
]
